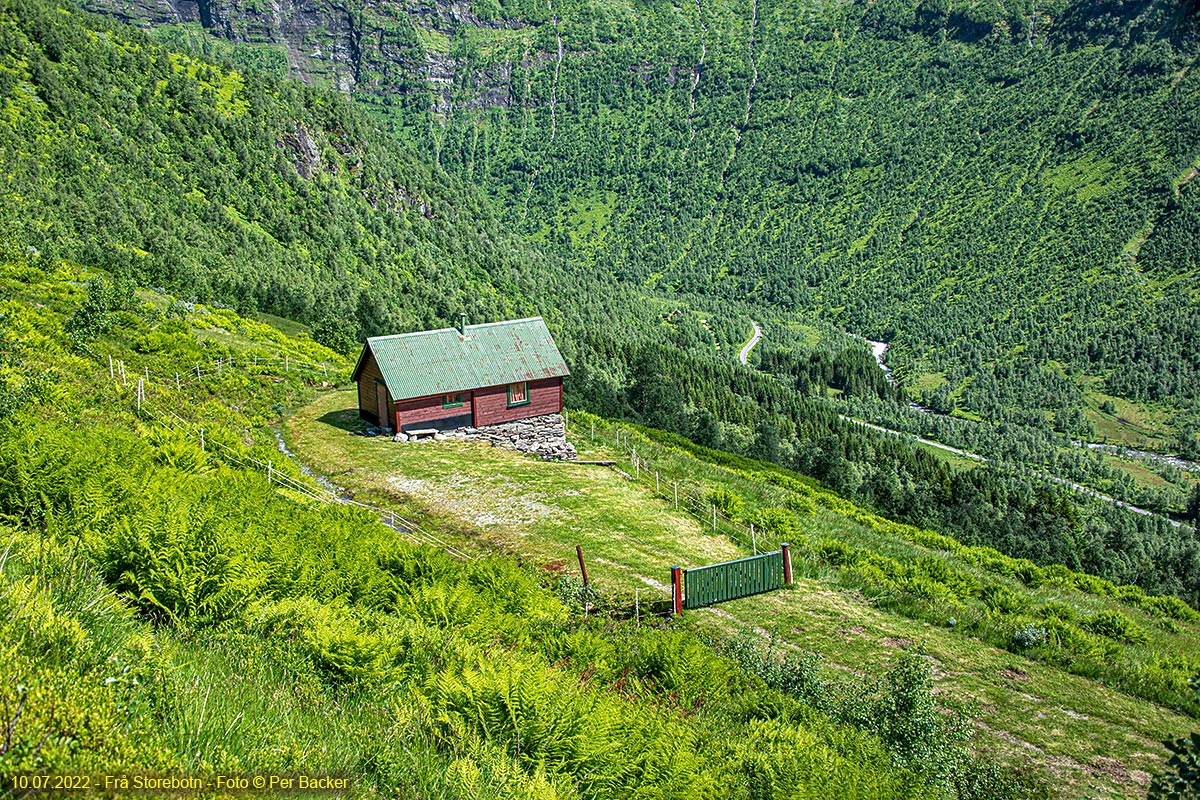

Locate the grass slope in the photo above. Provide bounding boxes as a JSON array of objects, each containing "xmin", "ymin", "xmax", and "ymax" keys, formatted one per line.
[
  {"xmin": 1, "ymin": 262, "xmax": 962, "ymax": 800},
  {"xmin": 287, "ymin": 390, "xmax": 1199, "ymax": 799}
]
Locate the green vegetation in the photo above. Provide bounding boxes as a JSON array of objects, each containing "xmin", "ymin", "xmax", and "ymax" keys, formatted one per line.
[
  {"xmin": 5, "ymin": 0, "xmax": 1200, "ymax": 616},
  {"xmin": 1, "ymin": 262, "xmax": 964, "ymax": 799},
  {"xmin": 285, "ymin": 389, "xmax": 1200, "ymax": 797},
  {"xmin": 5, "ymin": 0, "xmax": 1200, "ymax": 792}
]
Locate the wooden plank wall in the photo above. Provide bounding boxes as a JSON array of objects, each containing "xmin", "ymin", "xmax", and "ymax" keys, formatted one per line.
[
  {"xmin": 396, "ymin": 391, "xmax": 475, "ymax": 430},
  {"xmin": 474, "ymin": 377, "xmax": 563, "ymax": 426},
  {"xmin": 356, "ymin": 349, "xmax": 387, "ymax": 423}
]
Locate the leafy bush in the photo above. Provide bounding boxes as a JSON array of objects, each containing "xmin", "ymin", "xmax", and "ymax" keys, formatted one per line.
[
  {"xmin": 782, "ymin": 492, "xmax": 816, "ymax": 516},
  {"xmin": 1086, "ymin": 610, "xmax": 1150, "ymax": 645},
  {"xmin": 979, "ymin": 584, "xmax": 1030, "ymax": 616},
  {"xmin": 1012, "ymin": 624, "xmax": 1048, "ymax": 650},
  {"xmin": 1034, "ymin": 601, "xmax": 1077, "ymax": 622},
  {"xmin": 1149, "ymin": 677, "xmax": 1200, "ymax": 799},
  {"xmin": 815, "ymin": 538, "xmax": 859, "ymax": 567},
  {"xmin": 744, "ymin": 506, "xmax": 799, "ymax": 540},
  {"xmin": 706, "ymin": 487, "xmax": 745, "ymax": 519},
  {"xmin": 552, "ymin": 574, "xmax": 602, "ymax": 616}
]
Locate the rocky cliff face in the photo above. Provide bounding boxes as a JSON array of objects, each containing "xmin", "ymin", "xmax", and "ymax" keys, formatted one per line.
[{"xmin": 84, "ymin": 0, "xmax": 524, "ymax": 102}]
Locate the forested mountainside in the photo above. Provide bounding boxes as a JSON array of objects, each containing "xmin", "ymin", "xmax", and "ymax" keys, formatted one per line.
[
  {"xmin": 89, "ymin": 0, "xmax": 1200, "ymax": 432},
  {"xmin": 3, "ymin": 0, "xmax": 1200, "ymax": 608}
]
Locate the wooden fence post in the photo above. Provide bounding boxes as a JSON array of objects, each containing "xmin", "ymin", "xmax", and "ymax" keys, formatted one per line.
[
  {"xmin": 267, "ymin": 460, "xmax": 273, "ymax": 484},
  {"xmin": 108, "ymin": 355, "xmax": 113, "ymax": 380},
  {"xmin": 750, "ymin": 523, "xmax": 756, "ymax": 555},
  {"xmin": 576, "ymin": 544, "xmax": 589, "ymax": 587},
  {"xmin": 195, "ymin": 363, "xmax": 201, "ymax": 380},
  {"xmin": 712, "ymin": 505, "xmax": 717, "ymax": 532},
  {"xmin": 655, "ymin": 471, "xmax": 659, "ymax": 493},
  {"xmin": 175, "ymin": 372, "xmax": 181, "ymax": 392},
  {"xmin": 782, "ymin": 542, "xmax": 793, "ymax": 585},
  {"xmin": 674, "ymin": 481, "xmax": 678, "ymax": 510},
  {"xmin": 136, "ymin": 378, "xmax": 142, "ymax": 411},
  {"xmin": 671, "ymin": 566, "xmax": 683, "ymax": 617},
  {"xmin": 635, "ymin": 588, "xmax": 640, "ymax": 627},
  {"xmin": 285, "ymin": 355, "xmax": 289, "ymax": 372}
]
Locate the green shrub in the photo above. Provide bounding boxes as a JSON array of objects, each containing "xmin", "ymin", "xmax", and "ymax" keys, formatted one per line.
[
  {"xmin": 815, "ymin": 538, "xmax": 859, "ymax": 567},
  {"xmin": 706, "ymin": 487, "xmax": 745, "ymax": 519},
  {"xmin": 1086, "ymin": 610, "xmax": 1150, "ymax": 645},
  {"xmin": 1039, "ymin": 564, "xmax": 1077, "ymax": 588},
  {"xmin": 782, "ymin": 492, "xmax": 816, "ymax": 516},
  {"xmin": 914, "ymin": 556, "xmax": 979, "ymax": 599},
  {"xmin": 1144, "ymin": 594, "xmax": 1200, "ymax": 624},
  {"xmin": 902, "ymin": 575, "xmax": 957, "ymax": 602},
  {"xmin": 1041, "ymin": 618, "xmax": 1105, "ymax": 659},
  {"xmin": 1149, "ymin": 677, "xmax": 1200, "ymax": 799},
  {"xmin": 979, "ymin": 584, "xmax": 1029, "ymax": 615},
  {"xmin": 745, "ymin": 506, "xmax": 799, "ymax": 540},
  {"xmin": 1034, "ymin": 601, "xmax": 1076, "ymax": 622}
]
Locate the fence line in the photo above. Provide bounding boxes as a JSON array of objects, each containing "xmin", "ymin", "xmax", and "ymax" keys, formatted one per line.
[
  {"xmin": 568, "ymin": 418, "xmax": 787, "ymax": 558},
  {"xmin": 103, "ymin": 352, "xmax": 475, "ymax": 561}
]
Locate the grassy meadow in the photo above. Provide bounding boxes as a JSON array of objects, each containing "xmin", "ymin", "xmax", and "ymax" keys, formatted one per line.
[{"xmin": 286, "ymin": 391, "xmax": 1200, "ymax": 800}]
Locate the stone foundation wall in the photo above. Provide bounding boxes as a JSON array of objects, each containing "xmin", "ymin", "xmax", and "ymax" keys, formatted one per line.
[{"xmin": 393, "ymin": 413, "xmax": 577, "ymax": 461}]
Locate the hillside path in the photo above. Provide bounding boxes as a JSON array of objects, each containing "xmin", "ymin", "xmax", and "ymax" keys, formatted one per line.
[{"xmin": 738, "ymin": 320, "xmax": 762, "ymax": 365}]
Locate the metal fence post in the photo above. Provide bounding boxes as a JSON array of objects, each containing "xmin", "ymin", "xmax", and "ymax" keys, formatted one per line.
[
  {"xmin": 576, "ymin": 544, "xmax": 589, "ymax": 586},
  {"xmin": 671, "ymin": 566, "xmax": 683, "ymax": 617}
]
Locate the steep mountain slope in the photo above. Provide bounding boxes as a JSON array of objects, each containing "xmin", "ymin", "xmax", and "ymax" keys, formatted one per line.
[
  {"xmin": 5, "ymin": 0, "xmax": 1199, "ymax": 612},
  {"xmin": 90, "ymin": 0, "xmax": 1200, "ymax": 429},
  {"xmin": 0, "ymin": 262, "xmax": 959, "ymax": 800}
]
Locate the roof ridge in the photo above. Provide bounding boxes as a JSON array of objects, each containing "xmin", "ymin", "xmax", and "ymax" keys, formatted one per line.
[{"xmin": 367, "ymin": 316, "xmax": 546, "ymax": 344}]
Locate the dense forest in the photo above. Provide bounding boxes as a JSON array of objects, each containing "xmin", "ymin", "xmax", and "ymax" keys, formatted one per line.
[
  {"xmin": 3, "ymin": 0, "xmax": 1200, "ymax": 609},
  {"xmin": 104, "ymin": 0, "xmax": 1200, "ymax": 428}
]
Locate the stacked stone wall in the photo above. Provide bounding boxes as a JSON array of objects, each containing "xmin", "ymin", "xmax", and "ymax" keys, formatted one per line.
[{"xmin": 393, "ymin": 413, "xmax": 577, "ymax": 461}]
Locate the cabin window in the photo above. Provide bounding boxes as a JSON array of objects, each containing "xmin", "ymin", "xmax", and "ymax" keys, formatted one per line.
[
  {"xmin": 507, "ymin": 382, "xmax": 529, "ymax": 407},
  {"xmin": 443, "ymin": 392, "xmax": 464, "ymax": 409}
]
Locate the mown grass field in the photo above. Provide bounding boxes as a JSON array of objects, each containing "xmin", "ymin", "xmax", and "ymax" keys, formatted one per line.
[{"xmin": 287, "ymin": 390, "xmax": 1198, "ymax": 800}]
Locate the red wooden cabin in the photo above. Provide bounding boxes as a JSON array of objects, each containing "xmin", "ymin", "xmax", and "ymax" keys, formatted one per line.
[{"xmin": 352, "ymin": 316, "xmax": 569, "ymax": 434}]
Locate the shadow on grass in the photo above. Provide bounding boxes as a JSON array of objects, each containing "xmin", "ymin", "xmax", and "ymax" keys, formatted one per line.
[{"xmin": 318, "ymin": 408, "xmax": 366, "ymax": 433}]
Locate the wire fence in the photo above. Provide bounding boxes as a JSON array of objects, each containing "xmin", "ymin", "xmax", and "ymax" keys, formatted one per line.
[
  {"xmin": 567, "ymin": 416, "xmax": 785, "ymax": 557},
  {"xmin": 103, "ymin": 351, "xmax": 774, "ymax": 616},
  {"xmin": 105, "ymin": 348, "xmax": 340, "ymax": 396},
  {"xmin": 104, "ymin": 351, "xmax": 476, "ymax": 561},
  {"xmin": 559, "ymin": 416, "xmax": 802, "ymax": 620}
]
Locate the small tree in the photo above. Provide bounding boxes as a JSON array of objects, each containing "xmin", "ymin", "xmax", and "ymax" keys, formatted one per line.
[{"xmin": 1150, "ymin": 677, "xmax": 1200, "ymax": 799}]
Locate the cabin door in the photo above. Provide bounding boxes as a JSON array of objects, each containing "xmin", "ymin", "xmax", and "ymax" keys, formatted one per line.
[{"xmin": 376, "ymin": 382, "xmax": 391, "ymax": 430}]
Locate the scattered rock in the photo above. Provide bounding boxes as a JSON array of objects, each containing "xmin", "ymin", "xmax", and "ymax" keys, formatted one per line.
[
  {"xmin": 393, "ymin": 413, "xmax": 578, "ymax": 461},
  {"xmin": 1001, "ymin": 667, "xmax": 1030, "ymax": 683},
  {"xmin": 880, "ymin": 636, "xmax": 914, "ymax": 649}
]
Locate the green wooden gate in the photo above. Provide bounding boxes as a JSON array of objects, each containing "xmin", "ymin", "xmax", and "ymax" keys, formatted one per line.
[{"xmin": 683, "ymin": 550, "xmax": 784, "ymax": 609}]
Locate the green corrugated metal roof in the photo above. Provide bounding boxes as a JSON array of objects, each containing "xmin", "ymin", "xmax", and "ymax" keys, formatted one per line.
[{"xmin": 358, "ymin": 317, "xmax": 569, "ymax": 400}]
